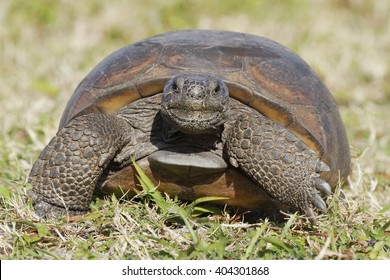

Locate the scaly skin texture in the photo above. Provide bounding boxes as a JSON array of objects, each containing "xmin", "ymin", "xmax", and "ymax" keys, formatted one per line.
[
  {"xmin": 225, "ymin": 113, "xmax": 330, "ymax": 221},
  {"xmin": 28, "ymin": 113, "xmax": 131, "ymax": 217}
]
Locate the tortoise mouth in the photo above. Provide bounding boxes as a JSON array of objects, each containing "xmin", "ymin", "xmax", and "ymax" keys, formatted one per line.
[
  {"xmin": 162, "ymin": 107, "xmax": 225, "ymax": 134},
  {"xmin": 169, "ymin": 108, "xmax": 223, "ymax": 121}
]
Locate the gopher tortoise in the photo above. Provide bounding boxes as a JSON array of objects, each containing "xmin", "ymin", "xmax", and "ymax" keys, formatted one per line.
[{"xmin": 28, "ymin": 30, "xmax": 350, "ymax": 222}]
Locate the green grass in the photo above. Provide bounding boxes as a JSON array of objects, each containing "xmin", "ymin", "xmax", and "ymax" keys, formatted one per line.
[{"xmin": 0, "ymin": 0, "xmax": 389, "ymax": 259}]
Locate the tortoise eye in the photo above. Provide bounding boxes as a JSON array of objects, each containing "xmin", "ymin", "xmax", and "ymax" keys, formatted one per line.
[
  {"xmin": 171, "ymin": 82, "xmax": 179, "ymax": 93},
  {"xmin": 213, "ymin": 84, "xmax": 221, "ymax": 95}
]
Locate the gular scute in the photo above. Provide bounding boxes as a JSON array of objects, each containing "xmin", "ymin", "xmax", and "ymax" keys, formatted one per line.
[{"xmin": 148, "ymin": 150, "xmax": 227, "ymax": 178}]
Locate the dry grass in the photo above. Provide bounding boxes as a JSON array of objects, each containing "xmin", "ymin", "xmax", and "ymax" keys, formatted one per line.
[{"xmin": 0, "ymin": 0, "xmax": 389, "ymax": 259}]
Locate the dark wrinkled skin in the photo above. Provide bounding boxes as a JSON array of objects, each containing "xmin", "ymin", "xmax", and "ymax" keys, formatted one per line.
[{"xmin": 28, "ymin": 74, "xmax": 331, "ymax": 222}]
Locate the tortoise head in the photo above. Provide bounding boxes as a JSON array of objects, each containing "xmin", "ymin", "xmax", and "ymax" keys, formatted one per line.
[{"xmin": 161, "ymin": 74, "xmax": 230, "ymax": 134}]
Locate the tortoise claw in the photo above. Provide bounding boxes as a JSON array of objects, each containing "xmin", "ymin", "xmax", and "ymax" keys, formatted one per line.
[
  {"xmin": 304, "ymin": 207, "xmax": 316, "ymax": 224},
  {"xmin": 315, "ymin": 178, "xmax": 332, "ymax": 195},
  {"xmin": 310, "ymin": 193, "xmax": 327, "ymax": 213},
  {"xmin": 304, "ymin": 193, "xmax": 327, "ymax": 224},
  {"xmin": 315, "ymin": 160, "xmax": 330, "ymax": 173}
]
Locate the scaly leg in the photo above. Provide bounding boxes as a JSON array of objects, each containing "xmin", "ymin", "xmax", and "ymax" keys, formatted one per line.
[
  {"xmin": 225, "ymin": 113, "xmax": 332, "ymax": 222},
  {"xmin": 28, "ymin": 113, "xmax": 131, "ymax": 217}
]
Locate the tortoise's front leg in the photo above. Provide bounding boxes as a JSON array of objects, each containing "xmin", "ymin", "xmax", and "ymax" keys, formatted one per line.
[
  {"xmin": 28, "ymin": 113, "xmax": 131, "ymax": 217},
  {"xmin": 225, "ymin": 114, "xmax": 332, "ymax": 222}
]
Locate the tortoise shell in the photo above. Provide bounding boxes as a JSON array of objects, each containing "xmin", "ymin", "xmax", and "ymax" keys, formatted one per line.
[{"xmin": 59, "ymin": 30, "xmax": 350, "ymax": 187}]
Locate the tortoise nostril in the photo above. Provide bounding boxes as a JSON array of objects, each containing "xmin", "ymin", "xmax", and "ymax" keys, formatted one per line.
[
  {"xmin": 189, "ymin": 86, "xmax": 206, "ymax": 101},
  {"xmin": 180, "ymin": 82, "xmax": 202, "ymax": 101}
]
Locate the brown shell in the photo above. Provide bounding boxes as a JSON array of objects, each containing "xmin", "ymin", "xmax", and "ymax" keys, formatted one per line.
[{"xmin": 59, "ymin": 30, "xmax": 350, "ymax": 186}]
